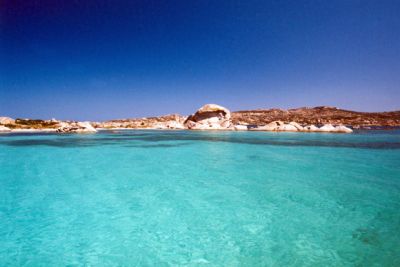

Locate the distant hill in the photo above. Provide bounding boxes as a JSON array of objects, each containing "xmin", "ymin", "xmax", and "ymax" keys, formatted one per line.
[
  {"xmin": 2, "ymin": 106, "xmax": 399, "ymax": 130},
  {"xmin": 231, "ymin": 106, "xmax": 400, "ymax": 128}
]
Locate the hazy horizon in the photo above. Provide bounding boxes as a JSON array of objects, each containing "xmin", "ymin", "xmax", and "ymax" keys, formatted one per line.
[{"xmin": 1, "ymin": 1, "xmax": 400, "ymax": 120}]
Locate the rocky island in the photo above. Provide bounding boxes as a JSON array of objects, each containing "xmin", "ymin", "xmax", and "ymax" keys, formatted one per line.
[{"xmin": 1, "ymin": 104, "xmax": 399, "ymax": 134}]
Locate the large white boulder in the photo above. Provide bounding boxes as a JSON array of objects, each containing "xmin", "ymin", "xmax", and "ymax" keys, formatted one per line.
[
  {"xmin": 234, "ymin": 125, "xmax": 248, "ymax": 131},
  {"xmin": 249, "ymin": 121, "xmax": 292, "ymax": 131},
  {"xmin": 0, "ymin": 117, "xmax": 14, "ymax": 125},
  {"xmin": 276, "ymin": 124, "xmax": 298, "ymax": 131},
  {"xmin": 335, "ymin": 125, "xmax": 353, "ymax": 133},
  {"xmin": 151, "ymin": 121, "xmax": 185, "ymax": 129},
  {"xmin": 303, "ymin": 125, "xmax": 320, "ymax": 132},
  {"xmin": 289, "ymin": 122, "xmax": 303, "ymax": 131},
  {"xmin": 303, "ymin": 124, "xmax": 352, "ymax": 133},
  {"xmin": 166, "ymin": 121, "xmax": 185, "ymax": 129},
  {"xmin": 152, "ymin": 123, "xmax": 168, "ymax": 129},
  {"xmin": 185, "ymin": 104, "xmax": 232, "ymax": 130},
  {"xmin": 248, "ymin": 121, "xmax": 352, "ymax": 134},
  {"xmin": 250, "ymin": 121, "xmax": 283, "ymax": 131},
  {"xmin": 319, "ymin": 124, "xmax": 336, "ymax": 132},
  {"xmin": 76, "ymin": 122, "xmax": 97, "ymax": 133},
  {"xmin": 57, "ymin": 121, "xmax": 97, "ymax": 133},
  {"xmin": 0, "ymin": 125, "xmax": 11, "ymax": 132},
  {"xmin": 267, "ymin": 121, "xmax": 283, "ymax": 131},
  {"xmin": 196, "ymin": 104, "xmax": 231, "ymax": 119}
]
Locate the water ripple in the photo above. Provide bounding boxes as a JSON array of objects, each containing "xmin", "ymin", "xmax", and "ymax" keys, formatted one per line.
[{"xmin": 0, "ymin": 131, "xmax": 399, "ymax": 149}]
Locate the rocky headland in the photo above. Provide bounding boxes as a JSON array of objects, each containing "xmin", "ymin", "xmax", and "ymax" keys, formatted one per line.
[
  {"xmin": 1, "ymin": 104, "xmax": 399, "ymax": 134},
  {"xmin": 232, "ymin": 106, "xmax": 400, "ymax": 129}
]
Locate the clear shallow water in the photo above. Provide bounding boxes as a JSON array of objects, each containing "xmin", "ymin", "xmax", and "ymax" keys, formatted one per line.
[{"xmin": 0, "ymin": 130, "xmax": 399, "ymax": 266}]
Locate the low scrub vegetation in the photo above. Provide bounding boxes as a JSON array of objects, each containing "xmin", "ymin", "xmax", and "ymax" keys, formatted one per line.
[{"xmin": 11, "ymin": 119, "xmax": 60, "ymax": 129}]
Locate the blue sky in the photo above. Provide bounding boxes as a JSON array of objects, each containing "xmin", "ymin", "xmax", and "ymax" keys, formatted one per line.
[{"xmin": 1, "ymin": 0, "xmax": 399, "ymax": 120}]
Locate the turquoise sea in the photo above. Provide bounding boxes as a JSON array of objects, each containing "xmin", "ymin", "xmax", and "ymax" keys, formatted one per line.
[{"xmin": 0, "ymin": 130, "xmax": 399, "ymax": 266}]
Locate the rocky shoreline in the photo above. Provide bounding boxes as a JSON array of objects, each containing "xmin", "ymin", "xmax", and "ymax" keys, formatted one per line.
[
  {"xmin": 1, "ymin": 104, "xmax": 399, "ymax": 134},
  {"xmin": 232, "ymin": 106, "xmax": 400, "ymax": 129}
]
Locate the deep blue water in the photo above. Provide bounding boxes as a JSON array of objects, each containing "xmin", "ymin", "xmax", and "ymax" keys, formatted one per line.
[{"xmin": 1, "ymin": 130, "xmax": 399, "ymax": 266}]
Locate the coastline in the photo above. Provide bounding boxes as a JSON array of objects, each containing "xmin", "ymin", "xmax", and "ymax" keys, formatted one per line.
[
  {"xmin": 1, "ymin": 104, "xmax": 399, "ymax": 135},
  {"xmin": 1, "ymin": 127, "xmax": 399, "ymax": 136}
]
